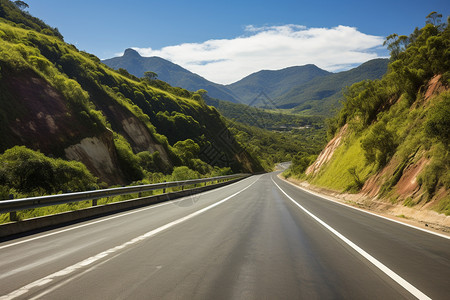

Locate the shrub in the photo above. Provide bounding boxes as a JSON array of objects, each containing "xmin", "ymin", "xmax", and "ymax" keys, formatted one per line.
[
  {"xmin": 425, "ymin": 93, "xmax": 450, "ymax": 145},
  {"xmin": 170, "ymin": 166, "xmax": 200, "ymax": 182},
  {"xmin": 113, "ymin": 135, "xmax": 144, "ymax": 182},
  {"xmin": 173, "ymin": 139, "xmax": 200, "ymax": 165},
  {"xmin": 361, "ymin": 122, "xmax": 397, "ymax": 168},
  {"xmin": 0, "ymin": 146, "xmax": 98, "ymax": 196}
]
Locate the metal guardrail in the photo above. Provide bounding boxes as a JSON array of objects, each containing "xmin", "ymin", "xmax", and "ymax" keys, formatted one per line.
[{"xmin": 0, "ymin": 174, "xmax": 249, "ymax": 220}]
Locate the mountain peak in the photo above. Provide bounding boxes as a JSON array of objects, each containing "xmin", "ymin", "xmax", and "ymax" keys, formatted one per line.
[{"xmin": 123, "ymin": 48, "xmax": 141, "ymax": 58}]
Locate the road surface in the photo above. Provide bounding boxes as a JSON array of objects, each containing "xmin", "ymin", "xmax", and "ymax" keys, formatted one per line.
[{"xmin": 0, "ymin": 173, "xmax": 449, "ymax": 299}]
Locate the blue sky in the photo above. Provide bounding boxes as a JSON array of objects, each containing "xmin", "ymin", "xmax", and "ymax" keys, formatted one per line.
[{"xmin": 27, "ymin": 0, "xmax": 449, "ymax": 83}]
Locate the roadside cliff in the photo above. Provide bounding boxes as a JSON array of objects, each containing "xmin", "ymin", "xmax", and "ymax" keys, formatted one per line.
[{"xmin": 288, "ymin": 20, "xmax": 449, "ymax": 220}]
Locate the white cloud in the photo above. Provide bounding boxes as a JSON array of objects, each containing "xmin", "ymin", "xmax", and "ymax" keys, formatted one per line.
[{"xmin": 132, "ymin": 24, "xmax": 385, "ymax": 84}]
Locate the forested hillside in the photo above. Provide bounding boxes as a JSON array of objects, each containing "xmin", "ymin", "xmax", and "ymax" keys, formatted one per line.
[
  {"xmin": 0, "ymin": 0, "xmax": 262, "ymax": 200},
  {"xmin": 277, "ymin": 59, "xmax": 389, "ymax": 115},
  {"xmin": 225, "ymin": 64, "xmax": 331, "ymax": 105},
  {"xmin": 286, "ymin": 13, "xmax": 449, "ymax": 215}
]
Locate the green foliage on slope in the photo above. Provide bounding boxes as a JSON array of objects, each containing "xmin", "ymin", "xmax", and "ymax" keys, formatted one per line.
[
  {"xmin": 0, "ymin": 146, "xmax": 98, "ymax": 199},
  {"xmin": 0, "ymin": 0, "xmax": 262, "ymax": 199},
  {"xmin": 0, "ymin": 0, "xmax": 62, "ymax": 39},
  {"xmin": 228, "ymin": 120, "xmax": 327, "ymax": 171},
  {"xmin": 290, "ymin": 15, "xmax": 449, "ymax": 214},
  {"xmin": 204, "ymin": 95, "xmax": 324, "ymax": 130}
]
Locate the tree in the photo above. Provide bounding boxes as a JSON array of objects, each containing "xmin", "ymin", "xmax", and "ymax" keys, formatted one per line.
[
  {"xmin": 173, "ymin": 139, "xmax": 200, "ymax": 164},
  {"xmin": 196, "ymin": 89, "xmax": 207, "ymax": 96},
  {"xmin": 192, "ymin": 89, "xmax": 207, "ymax": 105},
  {"xmin": 171, "ymin": 166, "xmax": 199, "ymax": 182},
  {"xmin": 426, "ymin": 11, "xmax": 443, "ymax": 26},
  {"xmin": 143, "ymin": 71, "xmax": 158, "ymax": 81},
  {"xmin": 383, "ymin": 34, "xmax": 409, "ymax": 60},
  {"xmin": 361, "ymin": 122, "xmax": 397, "ymax": 168},
  {"xmin": 425, "ymin": 95, "xmax": 450, "ymax": 145},
  {"xmin": 14, "ymin": 1, "xmax": 29, "ymax": 10}
]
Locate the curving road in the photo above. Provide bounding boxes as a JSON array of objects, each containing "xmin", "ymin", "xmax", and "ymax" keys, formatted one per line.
[{"xmin": 0, "ymin": 173, "xmax": 449, "ymax": 299}]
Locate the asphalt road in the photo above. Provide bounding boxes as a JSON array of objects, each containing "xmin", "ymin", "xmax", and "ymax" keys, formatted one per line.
[{"xmin": 0, "ymin": 173, "xmax": 449, "ymax": 299}]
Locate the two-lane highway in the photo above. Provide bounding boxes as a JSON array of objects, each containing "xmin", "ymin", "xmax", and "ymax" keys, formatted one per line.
[{"xmin": 1, "ymin": 173, "xmax": 449, "ymax": 299}]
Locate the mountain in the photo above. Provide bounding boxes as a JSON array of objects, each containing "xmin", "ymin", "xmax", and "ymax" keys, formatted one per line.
[
  {"xmin": 276, "ymin": 58, "xmax": 390, "ymax": 115},
  {"xmin": 225, "ymin": 65, "xmax": 331, "ymax": 106},
  {"xmin": 0, "ymin": 0, "xmax": 262, "ymax": 195},
  {"xmin": 103, "ymin": 50, "xmax": 388, "ymax": 116},
  {"xmin": 102, "ymin": 49, "xmax": 240, "ymax": 103},
  {"xmin": 287, "ymin": 20, "xmax": 449, "ymax": 216}
]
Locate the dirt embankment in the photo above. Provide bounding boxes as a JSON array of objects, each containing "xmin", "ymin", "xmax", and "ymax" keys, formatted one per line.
[
  {"xmin": 306, "ymin": 124, "xmax": 348, "ymax": 176},
  {"xmin": 3, "ymin": 68, "xmax": 173, "ymax": 185},
  {"xmin": 294, "ymin": 75, "xmax": 449, "ymax": 235}
]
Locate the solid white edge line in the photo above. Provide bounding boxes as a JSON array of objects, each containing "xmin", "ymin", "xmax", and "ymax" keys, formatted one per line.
[
  {"xmin": 0, "ymin": 175, "xmax": 256, "ymax": 250},
  {"xmin": 277, "ymin": 175, "xmax": 450, "ymax": 240},
  {"xmin": 0, "ymin": 177, "xmax": 259, "ymax": 300},
  {"xmin": 272, "ymin": 177, "xmax": 431, "ymax": 300}
]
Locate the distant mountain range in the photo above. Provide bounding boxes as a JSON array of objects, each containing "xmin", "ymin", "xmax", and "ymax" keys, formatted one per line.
[
  {"xmin": 102, "ymin": 49, "xmax": 389, "ymax": 116},
  {"xmin": 276, "ymin": 58, "xmax": 390, "ymax": 115},
  {"xmin": 103, "ymin": 49, "xmax": 240, "ymax": 103},
  {"xmin": 226, "ymin": 64, "xmax": 331, "ymax": 106}
]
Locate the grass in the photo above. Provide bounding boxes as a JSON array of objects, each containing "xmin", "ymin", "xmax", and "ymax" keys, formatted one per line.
[
  {"xmin": 309, "ymin": 133, "xmax": 374, "ymax": 191},
  {"xmin": 436, "ymin": 195, "xmax": 450, "ymax": 216},
  {"xmin": 396, "ymin": 214, "xmax": 408, "ymax": 219}
]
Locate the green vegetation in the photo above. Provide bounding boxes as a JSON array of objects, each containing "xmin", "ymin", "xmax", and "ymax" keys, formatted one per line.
[
  {"xmin": 228, "ymin": 119, "xmax": 326, "ymax": 171},
  {"xmin": 205, "ymin": 95, "xmax": 324, "ymax": 130},
  {"xmin": 0, "ymin": 146, "xmax": 98, "ymax": 199},
  {"xmin": 226, "ymin": 64, "xmax": 330, "ymax": 105},
  {"xmin": 287, "ymin": 14, "xmax": 449, "ymax": 214},
  {"xmin": 0, "ymin": 0, "xmax": 62, "ymax": 39},
  {"xmin": 261, "ymin": 59, "xmax": 389, "ymax": 115},
  {"xmin": 103, "ymin": 50, "xmax": 388, "ymax": 117},
  {"xmin": 0, "ymin": 0, "xmax": 262, "ymax": 207},
  {"xmin": 202, "ymin": 94, "xmax": 327, "ymax": 170},
  {"xmin": 360, "ymin": 122, "xmax": 397, "ymax": 168},
  {"xmin": 0, "ymin": 154, "xmax": 233, "ymax": 224}
]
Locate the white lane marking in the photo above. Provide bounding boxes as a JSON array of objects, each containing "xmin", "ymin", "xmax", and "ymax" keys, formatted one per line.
[
  {"xmin": 278, "ymin": 175, "xmax": 450, "ymax": 240},
  {"xmin": 272, "ymin": 177, "xmax": 431, "ymax": 300},
  {"xmin": 0, "ymin": 176, "xmax": 255, "ymax": 250},
  {"xmin": 0, "ymin": 177, "xmax": 259, "ymax": 300}
]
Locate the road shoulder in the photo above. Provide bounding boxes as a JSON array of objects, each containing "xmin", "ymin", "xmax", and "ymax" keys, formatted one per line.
[{"xmin": 277, "ymin": 174, "xmax": 450, "ymax": 238}]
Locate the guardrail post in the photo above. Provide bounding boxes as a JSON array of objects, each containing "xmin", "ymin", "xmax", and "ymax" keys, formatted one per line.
[
  {"xmin": 163, "ymin": 181, "xmax": 166, "ymax": 194},
  {"xmin": 8, "ymin": 194, "xmax": 18, "ymax": 221},
  {"xmin": 10, "ymin": 211, "xmax": 18, "ymax": 222},
  {"xmin": 92, "ymin": 199, "xmax": 97, "ymax": 206}
]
